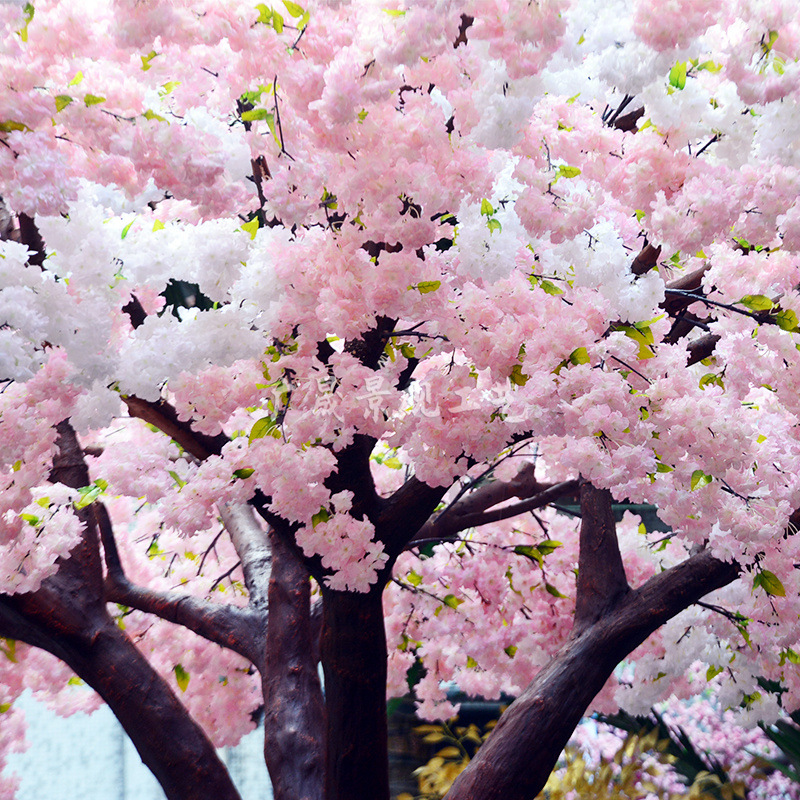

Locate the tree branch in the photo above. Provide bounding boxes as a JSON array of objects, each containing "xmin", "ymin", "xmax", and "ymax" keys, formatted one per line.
[
  {"xmin": 122, "ymin": 396, "xmax": 229, "ymax": 460},
  {"xmin": 105, "ymin": 577, "xmax": 265, "ymax": 668},
  {"xmin": 218, "ymin": 502, "xmax": 272, "ymax": 611},
  {"xmin": 410, "ymin": 479, "xmax": 580, "ymax": 546},
  {"xmin": 573, "ymin": 481, "xmax": 629, "ymax": 634},
  {"xmin": 445, "ymin": 548, "xmax": 739, "ymax": 800}
]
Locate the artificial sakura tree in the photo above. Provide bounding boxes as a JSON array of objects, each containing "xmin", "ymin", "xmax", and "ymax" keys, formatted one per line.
[{"xmin": 1, "ymin": 0, "xmax": 800, "ymax": 798}]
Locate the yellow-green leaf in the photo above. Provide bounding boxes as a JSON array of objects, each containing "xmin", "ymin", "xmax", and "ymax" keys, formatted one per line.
[
  {"xmin": 754, "ymin": 569, "xmax": 785, "ymax": 597},
  {"xmin": 568, "ymin": 347, "xmax": 589, "ymax": 365},
  {"xmin": 740, "ymin": 294, "xmax": 773, "ymax": 312},
  {"xmin": 509, "ymin": 363, "xmax": 529, "ymax": 386},
  {"xmin": 669, "ymin": 61, "xmax": 687, "ymax": 89},
  {"xmin": 690, "ymin": 469, "xmax": 712, "ymax": 490},
  {"xmin": 173, "ymin": 663, "xmax": 190, "ymax": 692},
  {"xmin": 55, "ymin": 94, "xmax": 73, "ymax": 112},
  {"xmin": 241, "ymin": 217, "xmax": 260, "ymax": 240},
  {"xmin": 84, "ymin": 94, "xmax": 106, "ymax": 106},
  {"xmin": 557, "ymin": 165, "xmax": 581, "ymax": 179},
  {"xmin": 283, "ymin": 0, "xmax": 304, "ymax": 16},
  {"xmin": 416, "ymin": 280, "xmax": 441, "ymax": 294}
]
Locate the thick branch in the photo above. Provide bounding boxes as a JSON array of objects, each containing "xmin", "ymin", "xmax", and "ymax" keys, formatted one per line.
[
  {"xmin": 218, "ymin": 502, "xmax": 272, "ymax": 610},
  {"xmin": 106, "ymin": 577, "xmax": 265, "ymax": 667},
  {"xmin": 97, "ymin": 499, "xmax": 265, "ymax": 665},
  {"xmin": 377, "ymin": 476, "xmax": 449, "ymax": 557},
  {"xmin": 123, "ymin": 396, "xmax": 229, "ymax": 460},
  {"xmin": 573, "ymin": 481, "xmax": 629, "ymax": 633},
  {"xmin": 411, "ymin": 479, "xmax": 580, "ymax": 545},
  {"xmin": 445, "ymin": 548, "xmax": 738, "ymax": 800}
]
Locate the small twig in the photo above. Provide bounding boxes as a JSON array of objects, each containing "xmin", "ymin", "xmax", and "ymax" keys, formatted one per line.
[
  {"xmin": 273, "ymin": 75, "xmax": 295, "ymax": 161},
  {"xmin": 210, "ymin": 562, "xmax": 242, "ymax": 592}
]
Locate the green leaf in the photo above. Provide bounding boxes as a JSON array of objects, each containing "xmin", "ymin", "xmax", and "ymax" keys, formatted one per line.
[
  {"xmin": 740, "ymin": 294, "xmax": 774, "ymax": 312},
  {"xmin": 668, "ymin": 61, "xmax": 687, "ymax": 90},
  {"xmin": 382, "ymin": 457, "xmax": 403, "ymax": 469},
  {"xmin": 84, "ymin": 94, "xmax": 106, "ymax": 106},
  {"xmin": 635, "ymin": 209, "xmax": 645, "ymax": 223},
  {"xmin": 141, "ymin": 50, "xmax": 158, "ymax": 71},
  {"xmin": 241, "ymin": 217, "xmax": 260, "ymax": 240},
  {"xmin": 504, "ymin": 645, "xmax": 517, "ymax": 658},
  {"xmin": 0, "ymin": 638, "xmax": 16, "ymax": 663},
  {"xmin": 407, "ymin": 570, "xmax": 422, "ymax": 587},
  {"xmin": 509, "ymin": 363, "xmax": 529, "ymax": 386},
  {"xmin": 442, "ymin": 594, "xmax": 463, "ymax": 609},
  {"xmin": 383, "ymin": 8, "xmax": 406, "ymax": 16},
  {"xmin": 776, "ymin": 308, "xmax": 799, "ymax": 332},
  {"xmin": 241, "ymin": 107, "xmax": 270, "ymax": 122},
  {"xmin": 706, "ymin": 664, "xmax": 723, "ymax": 681},
  {"xmin": 545, "ymin": 582, "xmax": 567, "ymax": 599},
  {"xmin": 160, "ymin": 81, "xmax": 180, "ymax": 96},
  {"xmin": 173, "ymin": 664, "xmax": 190, "ymax": 692},
  {"xmin": 568, "ymin": 347, "xmax": 589, "ymax": 365},
  {"xmin": 143, "ymin": 109, "xmax": 167, "ymax": 122},
  {"xmin": 0, "ymin": 703, "xmax": 10, "ymax": 713},
  {"xmin": 233, "ymin": 467, "xmax": 255, "ymax": 479},
  {"xmin": 54, "ymin": 94, "xmax": 72, "ymax": 112},
  {"xmin": 152, "ymin": 219, "xmax": 165, "ymax": 231},
  {"xmin": 514, "ymin": 544, "xmax": 543, "ymax": 566},
  {"xmin": 74, "ymin": 481, "xmax": 106, "ymax": 510},
  {"xmin": 283, "ymin": 0, "xmax": 304, "ymax": 16},
  {"xmin": 249, "ymin": 416, "xmax": 277, "ymax": 443},
  {"xmin": 415, "ymin": 280, "xmax": 441, "ymax": 294},
  {"xmin": 255, "ymin": 3, "xmax": 272, "ymax": 23},
  {"xmin": 537, "ymin": 539, "xmax": 562, "ymax": 556},
  {"xmin": 480, "ymin": 198, "xmax": 494, "ymax": 216},
  {"xmin": 272, "ymin": 10, "xmax": 284, "ymax": 32},
  {"xmin": 168, "ymin": 470, "xmax": 187, "ymax": 489},
  {"xmin": 121, "ymin": 219, "xmax": 135, "ymax": 239},
  {"xmin": 617, "ymin": 324, "xmax": 655, "ymax": 359},
  {"xmin": 690, "ymin": 469, "xmax": 713, "ymax": 490},
  {"xmin": 466, "ymin": 655, "xmax": 478, "ymax": 668},
  {"xmin": 656, "ymin": 462, "xmax": 674, "ymax": 473},
  {"xmin": 0, "ymin": 120, "xmax": 30, "ymax": 133},
  {"xmin": 486, "ymin": 218, "xmax": 502, "ymax": 234},
  {"xmin": 68, "ymin": 71, "xmax": 83, "ymax": 86},
  {"xmin": 538, "ymin": 278, "xmax": 564, "ymax": 296},
  {"xmin": 311, "ymin": 507, "xmax": 330, "ymax": 528},
  {"xmin": 754, "ymin": 569, "xmax": 785, "ymax": 597},
  {"xmin": 557, "ymin": 165, "xmax": 581, "ymax": 179},
  {"xmin": 20, "ymin": 513, "xmax": 40, "ymax": 526}
]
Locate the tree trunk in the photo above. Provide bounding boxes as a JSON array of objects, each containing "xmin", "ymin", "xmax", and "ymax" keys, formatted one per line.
[
  {"xmin": 321, "ymin": 588, "xmax": 389, "ymax": 800},
  {"xmin": 263, "ymin": 528, "xmax": 325, "ymax": 800}
]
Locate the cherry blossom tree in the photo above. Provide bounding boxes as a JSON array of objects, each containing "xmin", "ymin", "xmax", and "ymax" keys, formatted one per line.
[{"xmin": 1, "ymin": 1, "xmax": 800, "ymax": 799}]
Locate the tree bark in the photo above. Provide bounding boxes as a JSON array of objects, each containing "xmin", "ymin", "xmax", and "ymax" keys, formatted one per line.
[
  {"xmin": 263, "ymin": 527, "xmax": 325, "ymax": 800},
  {"xmin": 321, "ymin": 588, "xmax": 389, "ymax": 800}
]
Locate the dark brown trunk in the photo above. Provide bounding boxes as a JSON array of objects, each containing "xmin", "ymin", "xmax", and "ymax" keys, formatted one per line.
[
  {"xmin": 263, "ymin": 528, "xmax": 325, "ymax": 800},
  {"xmin": 321, "ymin": 588, "xmax": 389, "ymax": 800}
]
